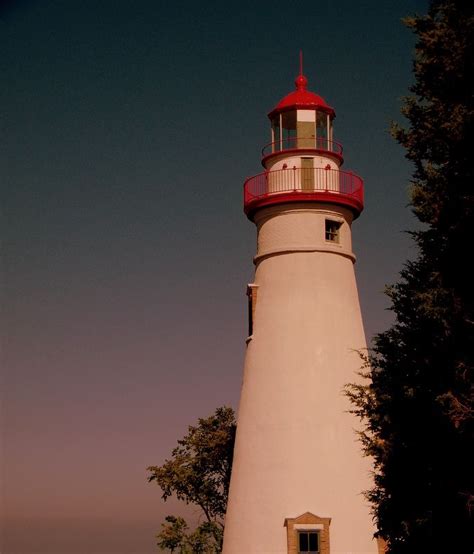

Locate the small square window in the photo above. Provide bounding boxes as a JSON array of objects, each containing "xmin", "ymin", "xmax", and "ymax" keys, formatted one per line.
[
  {"xmin": 298, "ymin": 531, "xmax": 319, "ymax": 553},
  {"xmin": 325, "ymin": 220, "xmax": 341, "ymax": 243}
]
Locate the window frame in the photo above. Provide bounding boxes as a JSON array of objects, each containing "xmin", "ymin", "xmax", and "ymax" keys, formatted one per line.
[
  {"xmin": 297, "ymin": 529, "xmax": 320, "ymax": 553},
  {"xmin": 325, "ymin": 219, "xmax": 341, "ymax": 243},
  {"xmin": 284, "ymin": 512, "xmax": 330, "ymax": 554}
]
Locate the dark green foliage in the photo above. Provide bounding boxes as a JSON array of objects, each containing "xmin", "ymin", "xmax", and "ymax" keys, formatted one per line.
[
  {"xmin": 186, "ymin": 522, "xmax": 223, "ymax": 554},
  {"xmin": 156, "ymin": 516, "xmax": 189, "ymax": 553},
  {"xmin": 346, "ymin": 2, "xmax": 474, "ymax": 552},
  {"xmin": 148, "ymin": 407, "xmax": 236, "ymax": 552},
  {"xmin": 156, "ymin": 517, "xmax": 223, "ymax": 554}
]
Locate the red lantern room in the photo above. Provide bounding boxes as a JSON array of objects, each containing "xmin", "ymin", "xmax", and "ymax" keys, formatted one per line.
[
  {"xmin": 244, "ymin": 65, "xmax": 364, "ymax": 220},
  {"xmin": 263, "ymin": 72, "xmax": 339, "ymax": 162}
]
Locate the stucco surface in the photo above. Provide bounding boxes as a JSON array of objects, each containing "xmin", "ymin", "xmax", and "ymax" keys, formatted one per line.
[{"xmin": 223, "ymin": 204, "xmax": 377, "ymax": 554}]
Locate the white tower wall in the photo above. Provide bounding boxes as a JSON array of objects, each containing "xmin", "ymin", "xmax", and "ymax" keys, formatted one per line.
[{"xmin": 223, "ymin": 204, "xmax": 377, "ymax": 554}]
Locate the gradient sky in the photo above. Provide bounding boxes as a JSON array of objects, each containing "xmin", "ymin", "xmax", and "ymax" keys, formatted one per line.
[{"xmin": 2, "ymin": 1, "xmax": 427, "ymax": 552}]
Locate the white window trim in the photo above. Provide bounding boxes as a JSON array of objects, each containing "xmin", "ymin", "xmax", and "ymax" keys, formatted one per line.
[{"xmin": 294, "ymin": 524, "xmax": 324, "ymax": 530}]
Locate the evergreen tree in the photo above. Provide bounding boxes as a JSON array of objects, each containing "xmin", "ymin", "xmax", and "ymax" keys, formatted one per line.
[{"xmin": 346, "ymin": 2, "xmax": 474, "ymax": 552}]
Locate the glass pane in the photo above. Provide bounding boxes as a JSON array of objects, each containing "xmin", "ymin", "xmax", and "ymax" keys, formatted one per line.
[
  {"xmin": 272, "ymin": 118, "xmax": 280, "ymax": 151},
  {"xmin": 299, "ymin": 532, "xmax": 309, "ymax": 552},
  {"xmin": 316, "ymin": 111, "xmax": 328, "ymax": 149},
  {"xmin": 282, "ymin": 110, "xmax": 297, "ymax": 130},
  {"xmin": 325, "ymin": 220, "xmax": 340, "ymax": 242},
  {"xmin": 309, "ymin": 532, "xmax": 318, "ymax": 551},
  {"xmin": 282, "ymin": 111, "xmax": 297, "ymax": 149}
]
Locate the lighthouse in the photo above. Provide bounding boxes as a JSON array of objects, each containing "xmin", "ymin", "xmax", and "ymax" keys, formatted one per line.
[{"xmin": 222, "ymin": 66, "xmax": 378, "ymax": 554}]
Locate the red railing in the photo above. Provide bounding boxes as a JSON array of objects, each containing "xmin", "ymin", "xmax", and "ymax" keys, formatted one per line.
[
  {"xmin": 243, "ymin": 167, "xmax": 364, "ymax": 216},
  {"xmin": 261, "ymin": 137, "xmax": 343, "ymax": 158}
]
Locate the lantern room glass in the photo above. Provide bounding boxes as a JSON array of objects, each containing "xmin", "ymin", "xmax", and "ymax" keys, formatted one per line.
[
  {"xmin": 316, "ymin": 111, "xmax": 330, "ymax": 150},
  {"xmin": 270, "ymin": 110, "xmax": 334, "ymax": 154},
  {"xmin": 282, "ymin": 111, "xmax": 297, "ymax": 149},
  {"xmin": 271, "ymin": 117, "xmax": 280, "ymax": 149}
]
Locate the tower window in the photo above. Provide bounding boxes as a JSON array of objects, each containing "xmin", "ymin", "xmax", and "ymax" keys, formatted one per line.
[
  {"xmin": 284, "ymin": 513, "xmax": 330, "ymax": 554},
  {"xmin": 325, "ymin": 220, "xmax": 341, "ymax": 242},
  {"xmin": 298, "ymin": 531, "xmax": 320, "ymax": 553}
]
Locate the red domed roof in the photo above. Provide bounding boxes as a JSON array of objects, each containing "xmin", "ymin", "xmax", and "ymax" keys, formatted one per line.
[{"xmin": 268, "ymin": 73, "xmax": 335, "ymax": 118}]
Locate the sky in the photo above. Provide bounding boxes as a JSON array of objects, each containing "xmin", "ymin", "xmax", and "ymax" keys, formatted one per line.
[{"xmin": 1, "ymin": 0, "xmax": 427, "ymax": 552}]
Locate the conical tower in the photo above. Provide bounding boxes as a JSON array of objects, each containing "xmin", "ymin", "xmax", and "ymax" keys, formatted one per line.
[{"xmin": 223, "ymin": 67, "xmax": 378, "ymax": 554}]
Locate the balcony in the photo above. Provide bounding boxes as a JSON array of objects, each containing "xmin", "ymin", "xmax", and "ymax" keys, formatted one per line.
[
  {"xmin": 261, "ymin": 137, "xmax": 343, "ymax": 161},
  {"xmin": 243, "ymin": 167, "xmax": 364, "ymax": 218}
]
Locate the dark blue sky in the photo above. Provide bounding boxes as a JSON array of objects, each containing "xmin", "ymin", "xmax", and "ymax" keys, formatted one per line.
[{"xmin": 2, "ymin": 1, "xmax": 426, "ymax": 552}]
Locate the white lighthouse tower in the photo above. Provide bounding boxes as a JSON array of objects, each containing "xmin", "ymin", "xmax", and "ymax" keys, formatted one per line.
[{"xmin": 222, "ymin": 66, "xmax": 378, "ymax": 554}]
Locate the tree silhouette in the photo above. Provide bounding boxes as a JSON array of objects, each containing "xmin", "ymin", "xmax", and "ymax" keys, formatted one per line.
[{"xmin": 346, "ymin": 2, "xmax": 474, "ymax": 552}]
